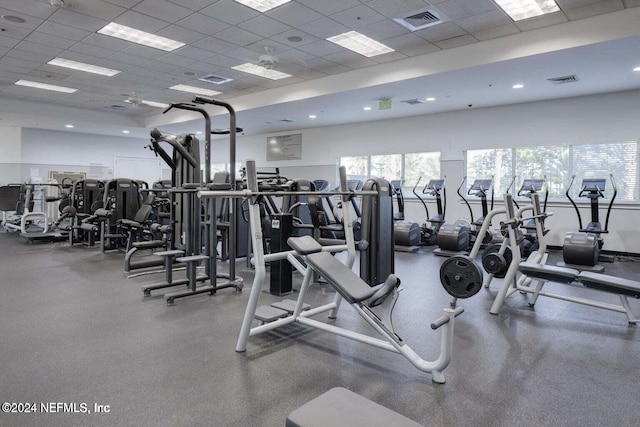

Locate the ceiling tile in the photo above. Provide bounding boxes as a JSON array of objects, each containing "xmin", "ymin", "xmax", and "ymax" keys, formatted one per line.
[
  {"xmin": 191, "ymin": 37, "xmax": 237, "ymax": 54},
  {"xmin": 238, "ymin": 15, "xmax": 292, "ymax": 38},
  {"xmin": 299, "ymin": 18, "xmax": 351, "ymax": 39},
  {"xmin": 133, "ymin": 0, "xmax": 194, "ymax": 22},
  {"xmin": 456, "ymin": 10, "xmax": 512, "ymax": 32},
  {"xmin": 158, "ymin": 25, "xmax": 208, "ymax": 45},
  {"xmin": 383, "ymin": 33, "xmax": 441, "ymax": 56},
  {"xmin": 322, "ymin": 50, "xmax": 378, "ymax": 69},
  {"xmin": 113, "ymin": 10, "xmax": 171, "ymax": 33},
  {"xmin": 370, "ymin": 51, "xmax": 409, "ymax": 64},
  {"xmin": 136, "ymin": 60, "xmax": 183, "ymax": 74},
  {"xmin": 176, "ymin": 13, "xmax": 231, "ymax": 36},
  {"xmin": 556, "ymin": 0, "xmax": 603, "ymax": 9},
  {"xmin": 0, "ymin": 35, "xmax": 20, "ymax": 49},
  {"xmin": 330, "ymin": 4, "xmax": 388, "ymax": 29},
  {"xmin": 68, "ymin": 0, "xmax": 127, "ymax": 21},
  {"xmin": 363, "ymin": 0, "xmax": 436, "ymax": 19},
  {"xmin": 214, "ymin": 26, "xmax": 263, "ymax": 47},
  {"xmin": 155, "ymin": 53, "xmax": 198, "ymax": 67},
  {"xmin": 103, "ymin": 0, "xmax": 144, "ymax": 8},
  {"xmin": 202, "ymin": 55, "xmax": 246, "ymax": 68},
  {"xmin": 433, "ymin": 34, "xmax": 478, "ymax": 49},
  {"xmin": 121, "ymin": 44, "xmax": 168, "ymax": 60},
  {"xmin": 82, "ymin": 34, "xmax": 132, "ymax": 51},
  {"xmin": 563, "ymin": 0, "xmax": 624, "ymax": 20},
  {"xmin": 271, "ymin": 29, "xmax": 320, "ymax": 48},
  {"xmin": 357, "ymin": 19, "xmax": 408, "ymax": 40},
  {"xmin": 266, "ymin": 2, "xmax": 324, "ymax": 27},
  {"xmin": 16, "ymin": 40, "xmax": 63, "ymax": 57},
  {"xmin": 435, "ymin": 0, "xmax": 497, "ymax": 20},
  {"xmin": 49, "ymin": 8, "xmax": 109, "ymax": 32},
  {"xmin": 68, "ymin": 42, "xmax": 118, "ymax": 59},
  {"xmin": 166, "ymin": 0, "xmax": 213, "ymax": 11},
  {"xmin": 5, "ymin": 49, "xmax": 54, "ymax": 65},
  {"xmin": 25, "ymin": 69, "xmax": 69, "ymax": 82},
  {"xmin": 108, "ymin": 51, "xmax": 153, "ymax": 66},
  {"xmin": 297, "ymin": 40, "xmax": 345, "ymax": 57},
  {"xmin": 200, "ymin": 0, "xmax": 261, "ymax": 25},
  {"xmin": 0, "ymin": 0, "xmax": 56, "ymax": 19},
  {"xmin": 174, "ymin": 46, "xmax": 216, "ymax": 61},
  {"xmin": 414, "ymin": 22, "xmax": 467, "ymax": 42},
  {"xmin": 0, "ymin": 7, "xmax": 44, "ymax": 30},
  {"xmin": 514, "ymin": 11, "xmax": 568, "ymax": 31},
  {"xmin": 472, "ymin": 23, "xmax": 520, "ymax": 41},
  {"xmin": 297, "ymin": 0, "xmax": 362, "ymax": 15},
  {"xmin": 32, "ymin": 21, "xmax": 91, "ymax": 41},
  {"xmin": 0, "ymin": 56, "xmax": 42, "ymax": 70}
]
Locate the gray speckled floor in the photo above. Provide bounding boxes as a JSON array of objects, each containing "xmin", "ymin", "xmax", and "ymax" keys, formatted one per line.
[{"xmin": 1, "ymin": 231, "xmax": 639, "ymax": 427}]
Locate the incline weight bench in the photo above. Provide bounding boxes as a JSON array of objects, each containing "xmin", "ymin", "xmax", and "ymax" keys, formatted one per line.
[
  {"xmin": 518, "ymin": 262, "xmax": 640, "ymax": 325},
  {"xmin": 238, "ymin": 235, "xmax": 464, "ymax": 384}
]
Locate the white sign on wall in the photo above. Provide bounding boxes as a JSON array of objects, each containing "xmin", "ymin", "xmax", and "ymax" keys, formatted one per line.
[{"xmin": 266, "ymin": 134, "xmax": 302, "ymax": 161}]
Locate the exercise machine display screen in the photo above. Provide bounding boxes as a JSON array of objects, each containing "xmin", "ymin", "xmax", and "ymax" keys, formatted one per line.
[
  {"xmin": 520, "ymin": 179, "xmax": 544, "ymax": 193},
  {"xmin": 470, "ymin": 179, "xmax": 492, "ymax": 191},
  {"xmin": 427, "ymin": 179, "xmax": 445, "ymax": 190},
  {"xmin": 582, "ymin": 178, "xmax": 606, "ymax": 192}
]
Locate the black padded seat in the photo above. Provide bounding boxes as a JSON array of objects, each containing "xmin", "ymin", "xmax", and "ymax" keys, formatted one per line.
[
  {"xmin": 518, "ymin": 262, "xmax": 579, "ymax": 283},
  {"xmin": 287, "ymin": 235, "xmax": 323, "ymax": 255},
  {"xmin": 578, "ymin": 271, "xmax": 640, "ymax": 298}
]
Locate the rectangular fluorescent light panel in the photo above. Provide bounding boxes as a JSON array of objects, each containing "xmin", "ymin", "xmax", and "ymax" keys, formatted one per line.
[
  {"xmin": 48, "ymin": 58, "xmax": 120, "ymax": 76},
  {"xmin": 98, "ymin": 22, "xmax": 185, "ymax": 52},
  {"xmin": 169, "ymin": 84, "xmax": 221, "ymax": 96},
  {"xmin": 494, "ymin": 0, "xmax": 560, "ymax": 21},
  {"xmin": 124, "ymin": 99, "xmax": 169, "ymax": 108},
  {"xmin": 232, "ymin": 63, "xmax": 291, "ymax": 80},
  {"xmin": 15, "ymin": 79, "xmax": 77, "ymax": 93},
  {"xmin": 326, "ymin": 31, "xmax": 394, "ymax": 57},
  {"xmin": 233, "ymin": 0, "xmax": 291, "ymax": 12}
]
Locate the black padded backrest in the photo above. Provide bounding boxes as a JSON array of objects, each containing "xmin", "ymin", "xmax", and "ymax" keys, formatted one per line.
[{"xmin": 305, "ymin": 251, "xmax": 376, "ymax": 304}]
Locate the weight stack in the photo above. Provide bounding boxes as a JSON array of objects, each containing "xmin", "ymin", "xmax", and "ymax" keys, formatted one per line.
[
  {"xmin": 269, "ymin": 213, "xmax": 293, "ymax": 295},
  {"xmin": 360, "ymin": 178, "xmax": 394, "ymax": 286}
]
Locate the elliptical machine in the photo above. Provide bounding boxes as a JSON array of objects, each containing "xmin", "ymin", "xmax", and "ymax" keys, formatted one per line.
[
  {"xmin": 434, "ymin": 176, "xmax": 493, "ymax": 257},
  {"xmin": 391, "ymin": 179, "xmax": 421, "ymax": 251},
  {"xmin": 412, "ymin": 176, "xmax": 446, "ymax": 246},
  {"xmin": 559, "ymin": 174, "xmax": 617, "ymax": 272}
]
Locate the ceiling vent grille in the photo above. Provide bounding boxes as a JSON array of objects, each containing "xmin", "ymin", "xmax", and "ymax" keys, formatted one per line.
[
  {"xmin": 401, "ymin": 98, "xmax": 425, "ymax": 105},
  {"xmin": 394, "ymin": 7, "xmax": 449, "ymax": 31},
  {"xmin": 547, "ymin": 75, "xmax": 579, "ymax": 84},
  {"xmin": 198, "ymin": 74, "xmax": 233, "ymax": 85}
]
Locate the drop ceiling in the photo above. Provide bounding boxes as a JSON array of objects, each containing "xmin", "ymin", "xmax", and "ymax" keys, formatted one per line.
[{"xmin": 1, "ymin": 0, "xmax": 640, "ymax": 138}]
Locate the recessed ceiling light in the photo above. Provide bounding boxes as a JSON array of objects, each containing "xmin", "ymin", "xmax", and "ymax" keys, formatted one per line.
[
  {"xmin": 123, "ymin": 99, "xmax": 169, "ymax": 108},
  {"xmin": 495, "ymin": 0, "xmax": 560, "ymax": 21},
  {"xmin": 14, "ymin": 79, "xmax": 77, "ymax": 93},
  {"xmin": 426, "ymin": 97, "xmax": 436, "ymax": 101},
  {"xmin": 512, "ymin": 83, "xmax": 524, "ymax": 89},
  {"xmin": 2, "ymin": 15, "xmax": 25, "ymax": 24},
  {"xmin": 98, "ymin": 22, "xmax": 185, "ymax": 52},
  {"xmin": 232, "ymin": 63, "xmax": 291, "ymax": 80},
  {"xmin": 168, "ymin": 84, "xmax": 221, "ymax": 96},
  {"xmin": 122, "ymin": 130, "xmax": 130, "ymax": 134},
  {"xmin": 308, "ymin": 114, "xmax": 317, "ymax": 119},
  {"xmin": 48, "ymin": 58, "xmax": 121, "ymax": 76},
  {"xmin": 65, "ymin": 124, "xmax": 74, "ymax": 128},
  {"xmin": 363, "ymin": 106, "xmax": 372, "ymax": 111},
  {"xmin": 634, "ymin": 66, "xmax": 640, "ymax": 72},
  {"xmin": 287, "ymin": 36, "xmax": 303, "ymax": 43},
  {"xmin": 233, "ymin": 0, "xmax": 291, "ymax": 12},
  {"xmin": 326, "ymin": 31, "xmax": 394, "ymax": 57}
]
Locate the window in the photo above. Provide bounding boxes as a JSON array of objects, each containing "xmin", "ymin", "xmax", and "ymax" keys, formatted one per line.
[
  {"xmin": 339, "ymin": 152, "xmax": 441, "ymax": 190},
  {"xmin": 466, "ymin": 140, "xmax": 639, "ymax": 201}
]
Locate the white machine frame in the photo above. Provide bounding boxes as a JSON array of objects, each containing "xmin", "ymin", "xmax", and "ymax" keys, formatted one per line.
[{"xmin": 198, "ymin": 161, "xmax": 464, "ymax": 384}]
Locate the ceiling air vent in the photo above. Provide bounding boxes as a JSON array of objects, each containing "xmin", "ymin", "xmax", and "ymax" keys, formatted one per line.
[
  {"xmin": 279, "ymin": 119, "xmax": 295, "ymax": 123},
  {"xmin": 547, "ymin": 75, "xmax": 579, "ymax": 85},
  {"xmin": 401, "ymin": 98, "xmax": 425, "ymax": 105},
  {"xmin": 198, "ymin": 74, "xmax": 233, "ymax": 85},
  {"xmin": 394, "ymin": 7, "xmax": 449, "ymax": 31}
]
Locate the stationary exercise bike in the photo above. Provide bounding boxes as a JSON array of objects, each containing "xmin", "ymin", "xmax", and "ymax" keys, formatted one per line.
[{"xmin": 559, "ymin": 174, "xmax": 617, "ymax": 272}]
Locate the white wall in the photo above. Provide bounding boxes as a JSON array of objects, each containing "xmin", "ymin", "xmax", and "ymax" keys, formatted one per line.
[
  {"xmin": 0, "ymin": 126, "xmax": 22, "ymax": 185},
  {"xmin": 235, "ymin": 90, "xmax": 640, "ymax": 253},
  {"xmin": 20, "ymin": 128, "xmax": 160, "ymax": 183}
]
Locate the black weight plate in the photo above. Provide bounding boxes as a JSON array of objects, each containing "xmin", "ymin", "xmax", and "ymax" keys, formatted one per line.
[
  {"xmin": 439, "ymin": 255, "xmax": 483, "ymax": 299},
  {"xmin": 482, "ymin": 244, "xmax": 513, "ymax": 278}
]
